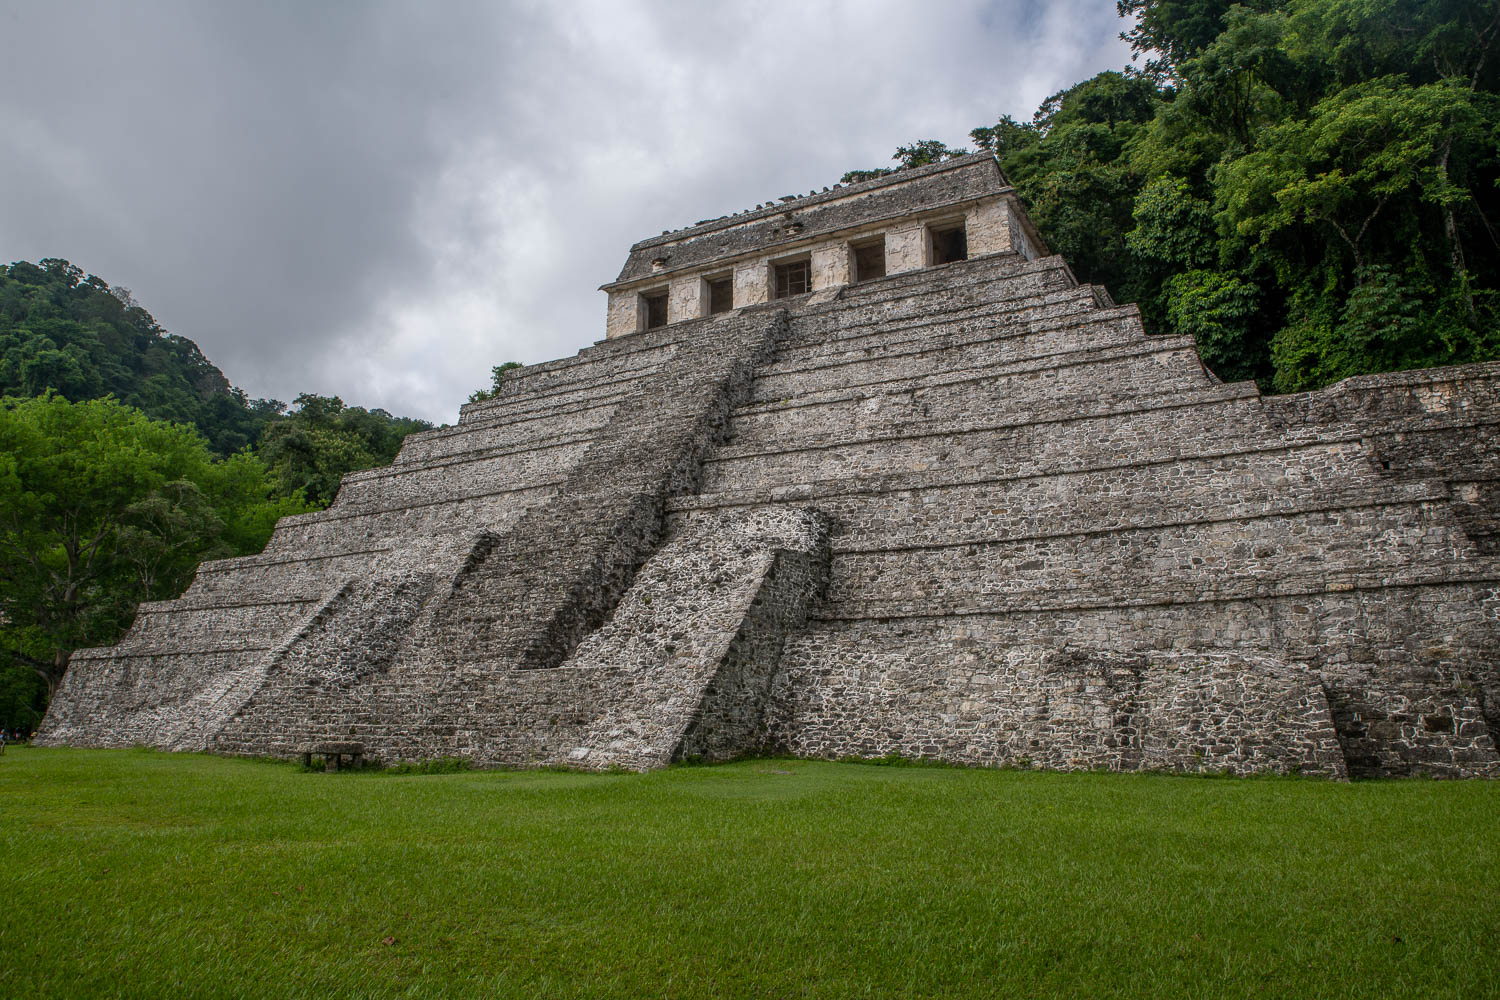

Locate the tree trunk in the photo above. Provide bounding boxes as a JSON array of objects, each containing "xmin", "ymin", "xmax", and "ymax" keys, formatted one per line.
[
  {"xmin": 47, "ymin": 647, "xmax": 71, "ymax": 700},
  {"xmin": 1435, "ymin": 136, "xmax": 1476, "ymax": 320}
]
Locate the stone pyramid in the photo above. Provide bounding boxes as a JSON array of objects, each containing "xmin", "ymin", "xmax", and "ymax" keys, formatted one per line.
[{"xmin": 39, "ymin": 154, "xmax": 1500, "ymax": 777}]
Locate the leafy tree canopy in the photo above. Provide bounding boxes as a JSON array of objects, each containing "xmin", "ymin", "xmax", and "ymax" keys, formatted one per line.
[
  {"xmin": 846, "ymin": 0, "xmax": 1500, "ymax": 392},
  {"xmin": 258, "ymin": 393, "xmax": 432, "ymax": 507},
  {"xmin": 0, "ymin": 259, "xmax": 280, "ymax": 455},
  {"xmin": 468, "ymin": 362, "xmax": 524, "ymax": 404},
  {"xmin": 0, "ymin": 394, "xmax": 311, "ymax": 730}
]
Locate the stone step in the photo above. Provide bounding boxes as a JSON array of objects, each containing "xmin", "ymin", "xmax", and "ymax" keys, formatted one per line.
[
  {"xmin": 812, "ymin": 254, "xmax": 1077, "ymax": 316},
  {"xmin": 808, "ymin": 255, "xmax": 1074, "ymax": 324},
  {"xmin": 455, "ymin": 371, "xmax": 647, "ymax": 429},
  {"xmin": 747, "ymin": 307, "xmax": 1151, "ymax": 405},
  {"xmin": 46, "ymin": 645, "xmax": 274, "ymax": 750},
  {"xmin": 787, "ymin": 262, "xmax": 1082, "ymax": 353},
  {"xmin": 700, "ymin": 383, "xmax": 1268, "ymax": 495},
  {"xmin": 727, "ymin": 341, "xmax": 1210, "ymax": 452},
  {"xmin": 462, "ymin": 303, "xmax": 786, "ymax": 413},
  {"xmin": 398, "ymin": 396, "xmax": 621, "ymax": 465},
  {"xmin": 519, "ymin": 506, "xmax": 831, "ymax": 770},
  {"xmin": 481, "ymin": 346, "xmax": 669, "ymax": 401},
  {"xmin": 183, "ymin": 548, "xmax": 390, "ymax": 605},
  {"xmin": 332, "ymin": 434, "xmax": 592, "ymax": 510},
  {"xmin": 672, "ymin": 435, "xmax": 1380, "ymax": 515},
  {"xmin": 1262, "ymin": 361, "xmax": 1500, "ymax": 432},
  {"xmin": 461, "ymin": 349, "xmax": 665, "ymax": 412},
  {"xmin": 460, "ymin": 320, "xmax": 695, "ymax": 402},
  {"xmin": 736, "ymin": 333, "xmax": 1202, "ymax": 418},
  {"xmin": 766, "ymin": 603, "xmax": 1487, "ymax": 775},
  {"xmin": 454, "ymin": 305, "xmax": 792, "ymax": 425},
  {"xmin": 795, "ymin": 581, "xmax": 1493, "ymax": 650},
  {"xmin": 672, "ymin": 447, "xmax": 1438, "ymax": 552},
  {"xmin": 818, "ymin": 566, "xmax": 1500, "ymax": 622},
  {"xmin": 261, "ymin": 493, "xmax": 543, "ymax": 560},
  {"xmin": 775, "ymin": 284, "xmax": 1101, "ymax": 369},
  {"xmin": 117, "ymin": 598, "xmax": 319, "ymax": 654},
  {"xmin": 829, "ymin": 251, "xmax": 1061, "ymax": 306},
  {"xmin": 1363, "ymin": 424, "xmax": 1500, "ymax": 482},
  {"xmin": 821, "ymin": 501, "xmax": 1492, "ymax": 616}
]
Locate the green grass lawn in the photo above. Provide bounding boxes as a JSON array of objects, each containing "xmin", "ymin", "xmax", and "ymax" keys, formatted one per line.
[{"xmin": 1, "ymin": 749, "xmax": 1496, "ymax": 999}]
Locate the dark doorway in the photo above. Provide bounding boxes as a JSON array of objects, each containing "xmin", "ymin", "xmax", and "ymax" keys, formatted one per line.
[
  {"xmin": 853, "ymin": 238, "xmax": 886, "ymax": 282},
  {"xmin": 774, "ymin": 260, "xmax": 812, "ymax": 298},
  {"xmin": 643, "ymin": 291, "xmax": 669, "ymax": 329},
  {"xmin": 931, "ymin": 225, "xmax": 968, "ymax": 265},
  {"xmin": 708, "ymin": 276, "xmax": 733, "ymax": 314}
]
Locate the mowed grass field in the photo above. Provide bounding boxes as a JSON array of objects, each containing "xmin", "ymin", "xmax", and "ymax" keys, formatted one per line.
[{"xmin": 1, "ymin": 749, "xmax": 1496, "ymax": 999}]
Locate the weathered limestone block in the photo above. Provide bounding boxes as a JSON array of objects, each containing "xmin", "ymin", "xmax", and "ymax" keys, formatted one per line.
[
  {"xmin": 1007, "ymin": 213, "xmax": 1038, "ymax": 260},
  {"xmin": 965, "ymin": 199, "xmax": 1013, "ymax": 257},
  {"xmin": 764, "ymin": 638, "xmax": 1351, "ymax": 775},
  {"xmin": 885, "ymin": 223, "xmax": 926, "ymax": 273},
  {"xmin": 605, "ymin": 290, "xmax": 638, "ymax": 340},
  {"xmin": 811, "ymin": 243, "xmax": 851, "ymax": 291},
  {"xmin": 734, "ymin": 261, "xmax": 771, "ymax": 307},
  {"xmin": 551, "ymin": 506, "xmax": 831, "ymax": 770},
  {"xmin": 206, "ymin": 572, "xmax": 438, "ymax": 756},
  {"xmin": 1131, "ymin": 653, "xmax": 1347, "ymax": 776},
  {"xmin": 668, "ymin": 275, "xmax": 704, "ymax": 324}
]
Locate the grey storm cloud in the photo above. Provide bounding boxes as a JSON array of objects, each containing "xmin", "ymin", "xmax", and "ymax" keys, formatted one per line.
[{"xmin": 0, "ymin": 0, "xmax": 1132, "ymax": 424}]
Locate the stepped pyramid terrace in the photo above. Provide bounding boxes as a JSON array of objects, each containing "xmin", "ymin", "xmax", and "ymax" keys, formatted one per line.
[{"xmin": 39, "ymin": 153, "xmax": 1500, "ymax": 778}]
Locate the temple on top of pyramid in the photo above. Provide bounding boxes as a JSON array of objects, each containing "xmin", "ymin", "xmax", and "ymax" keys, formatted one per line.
[
  {"xmin": 37, "ymin": 154, "xmax": 1500, "ymax": 779},
  {"xmin": 601, "ymin": 154, "xmax": 1043, "ymax": 339}
]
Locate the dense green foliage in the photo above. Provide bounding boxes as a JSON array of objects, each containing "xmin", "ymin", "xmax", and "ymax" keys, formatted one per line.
[
  {"xmin": 846, "ymin": 0, "xmax": 1500, "ymax": 390},
  {"xmin": 467, "ymin": 361, "xmax": 524, "ymax": 404},
  {"xmin": 2, "ymin": 750, "xmax": 1497, "ymax": 997},
  {"xmin": 0, "ymin": 395, "xmax": 311, "ymax": 727},
  {"xmin": 258, "ymin": 393, "xmax": 432, "ymax": 507},
  {"xmin": 0, "ymin": 266, "xmax": 434, "ymax": 730},
  {"xmin": 0, "ymin": 259, "xmax": 281, "ymax": 455}
]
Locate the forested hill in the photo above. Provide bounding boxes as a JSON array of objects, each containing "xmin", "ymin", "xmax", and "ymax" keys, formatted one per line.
[
  {"xmin": 843, "ymin": 0, "xmax": 1500, "ymax": 393},
  {"xmin": 0, "ymin": 257, "xmax": 434, "ymax": 507},
  {"xmin": 0, "ymin": 258, "xmax": 281, "ymax": 455}
]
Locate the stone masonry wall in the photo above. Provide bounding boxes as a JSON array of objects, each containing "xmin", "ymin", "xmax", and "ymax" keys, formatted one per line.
[
  {"xmin": 538, "ymin": 506, "xmax": 830, "ymax": 769},
  {"xmin": 670, "ymin": 251, "xmax": 1500, "ymax": 778},
  {"xmin": 766, "ymin": 643, "xmax": 1348, "ymax": 777}
]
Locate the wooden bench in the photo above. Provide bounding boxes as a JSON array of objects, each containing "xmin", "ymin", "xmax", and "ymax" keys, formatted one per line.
[{"xmin": 298, "ymin": 741, "xmax": 365, "ymax": 772}]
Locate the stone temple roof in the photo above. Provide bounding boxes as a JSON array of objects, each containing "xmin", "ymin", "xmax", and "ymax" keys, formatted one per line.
[{"xmin": 607, "ymin": 153, "xmax": 1015, "ymax": 288}]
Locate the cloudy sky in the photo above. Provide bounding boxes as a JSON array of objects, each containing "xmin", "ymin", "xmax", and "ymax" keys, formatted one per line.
[{"xmin": 0, "ymin": 0, "xmax": 1133, "ymax": 424}]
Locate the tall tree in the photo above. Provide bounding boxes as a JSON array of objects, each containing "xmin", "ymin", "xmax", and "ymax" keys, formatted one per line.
[
  {"xmin": 257, "ymin": 393, "xmax": 432, "ymax": 507},
  {"xmin": 0, "ymin": 394, "xmax": 307, "ymax": 706},
  {"xmin": 982, "ymin": 70, "xmax": 1167, "ymax": 306}
]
